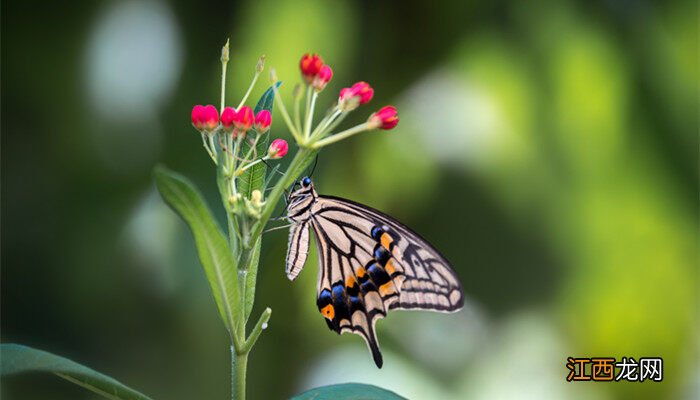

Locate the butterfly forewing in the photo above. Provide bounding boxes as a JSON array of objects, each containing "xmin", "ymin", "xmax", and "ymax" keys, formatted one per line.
[
  {"xmin": 286, "ymin": 221, "xmax": 310, "ymax": 280},
  {"xmin": 284, "ymin": 182, "xmax": 464, "ymax": 368},
  {"xmin": 317, "ymin": 197, "xmax": 464, "ymax": 310}
]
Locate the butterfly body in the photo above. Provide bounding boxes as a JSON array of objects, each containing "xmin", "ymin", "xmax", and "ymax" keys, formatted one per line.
[{"xmin": 285, "ymin": 177, "xmax": 464, "ymax": 367}]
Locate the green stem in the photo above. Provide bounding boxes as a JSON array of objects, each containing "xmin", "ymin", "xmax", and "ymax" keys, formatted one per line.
[
  {"xmin": 311, "ymin": 122, "xmax": 371, "ymax": 149},
  {"xmin": 220, "ymin": 84, "xmax": 317, "ymax": 400},
  {"xmin": 271, "ymin": 82, "xmax": 302, "ymax": 143},
  {"xmin": 310, "ymin": 109, "xmax": 345, "ymax": 141},
  {"xmin": 303, "ymin": 85, "xmax": 312, "ymax": 135},
  {"xmin": 293, "ymin": 90, "xmax": 303, "ymax": 134},
  {"xmin": 220, "ymin": 40, "xmax": 229, "ymax": 112},
  {"xmin": 232, "ymin": 347, "xmax": 248, "ymax": 400},
  {"xmin": 242, "ymin": 135, "xmax": 261, "ymax": 163},
  {"xmin": 304, "ymin": 91, "xmax": 318, "ymax": 139},
  {"xmin": 244, "ymin": 308, "xmax": 272, "ymax": 352},
  {"xmin": 229, "ymin": 150, "xmax": 317, "ymax": 400},
  {"xmin": 208, "ymin": 135, "xmax": 219, "ymax": 164},
  {"xmin": 201, "ymin": 133, "xmax": 218, "ymax": 164},
  {"xmin": 235, "ymin": 157, "xmax": 268, "ymax": 176},
  {"xmin": 227, "ymin": 213, "xmax": 238, "ymax": 254},
  {"xmin": 237, "ymin": 72, "xmax": 260, "ymax": 110}
]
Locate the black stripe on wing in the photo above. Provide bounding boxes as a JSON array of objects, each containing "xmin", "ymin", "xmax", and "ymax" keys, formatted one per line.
[{"xmin": 317, "ymin": 196, "xmax": 464, "ymax": 311}]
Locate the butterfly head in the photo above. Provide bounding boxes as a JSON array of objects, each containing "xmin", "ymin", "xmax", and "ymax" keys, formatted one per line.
[{"xmin": 286, "ymin": 177, "xmax": 317, "ymax": 222}]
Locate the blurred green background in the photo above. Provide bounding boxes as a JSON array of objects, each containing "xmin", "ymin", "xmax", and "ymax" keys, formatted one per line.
[{"xmin": 2, "ymin": 0, "xmax": 697, "ymax": 399}]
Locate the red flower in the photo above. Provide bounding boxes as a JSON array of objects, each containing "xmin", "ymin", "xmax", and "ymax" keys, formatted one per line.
[
  {"xmin": 268, "ymin": 138, "xmax": 288, "ymax": 159},
  {"xmin": 313, "ymin": 65, "xmax": 333, "ymax": 92},
  {"xmin": 300, "ymin": 53, "xmax": 324, "ymax": 83},
  {"xmin": 254, "ymin": 110, "xmax": 272, "ymax": 133},
  {"xmin": 191, "ymin": 104, "xmax": 219, "ymax": 132},
  {"xmin": 220, "ymin": 107, "xmax": 237, "ymax": 131},
  {"xmin": 235, "ymin": 106, "xmax": 254, "ymax": 132},
  {"xmin": 338, "ymin": 82, "xmax": 374, "ymax": 111},
  {"xmin": 369, "ymin": 106, "xmax": 399, "ymax": 130}
]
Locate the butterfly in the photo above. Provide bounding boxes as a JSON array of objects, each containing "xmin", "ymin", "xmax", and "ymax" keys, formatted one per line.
[{"xmin": 284, "ymin": 176, "xmax": 464, "ymax": 368}]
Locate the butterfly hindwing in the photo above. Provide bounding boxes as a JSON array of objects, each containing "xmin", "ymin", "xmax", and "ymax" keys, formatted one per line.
[{"xmin": 306, "ymin": 196, "xmax": 464, "ymax": 367}]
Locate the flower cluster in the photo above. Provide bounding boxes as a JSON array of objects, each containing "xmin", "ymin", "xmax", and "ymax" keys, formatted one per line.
[
  {"xmin": 220, "ymin": 106, "xmax": 272, "ymax": 136},
  {"xmin": 300, "ymin": 54, "xmax": 333, "ymax": 92},
  {"xmin": 271, "ymin": 53, "xmax": 398, "ymax": 150},
  {"xmin": 191, "ymin": 105, "xmax": 284, "ymax": 162},
  {"xmin": 189, "ymin": 42, "xmax": 290, "ymax": 226},
  {"xmin": 187, "ymin": 46, "xmax": 399, "ymax": 228}
]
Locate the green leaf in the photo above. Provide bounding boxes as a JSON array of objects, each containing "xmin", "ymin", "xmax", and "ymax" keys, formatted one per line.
[
  {"xmin": 238, "ymin": 81, "xmax": 282, "ymax": 199},
  {"xmin": 1, "ymin": 344, "xmax": 153, "ymax": 400},
  {"xmin": 290, "ymin": 383, "xmax": 406, "ymax": 400},
  {"xmin": 154, "ymin": 165, "xmax": 239, "ymax": 331},
  {"xmin": 243, "ymin": 237, "xmax": 261, "ymax": 321}
]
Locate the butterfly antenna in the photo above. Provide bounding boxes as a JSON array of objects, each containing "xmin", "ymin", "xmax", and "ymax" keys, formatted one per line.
[
  {"xmin": 261, "ymin": 159, "xmax": 286, "ymax": 177},
  {"xmin": 264, "ymin": 223, "xmax": 292, "ymax": 234},
  {"xmin": 309, "ymin": 154, "xmax": 319, "ymax": 177},
  {"xmin": 273, "ymin": 184, "xmax": 296, "ymax": 221}
]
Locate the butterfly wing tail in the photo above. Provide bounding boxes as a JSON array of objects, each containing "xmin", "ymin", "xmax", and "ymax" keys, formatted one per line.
[{"xmin": 358, "ymin": 326, "xmax": 384, "ymax": 368}]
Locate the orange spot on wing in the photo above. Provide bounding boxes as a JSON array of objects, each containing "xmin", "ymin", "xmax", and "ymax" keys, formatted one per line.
[
  {"xmin": 380, "ymin": 233, "xmax": 393, "ymax": 250},
  {"xmin": 346, "ymin": 276, "xmax": 357, "ymax": 288},
  {"xmin": 379, "ymin": 282, "xmax": 395, "ymax": 297},
  {"xmin": 320, "ymin": 304, "xmax": 335, "ymax": 320},
  {"xmin": 385, "ymin": 259, "xmax": 396, "ymax": 275},
  {"xmin": 356, "ymin": 267, "xmax": 366, "ymax": 278}
]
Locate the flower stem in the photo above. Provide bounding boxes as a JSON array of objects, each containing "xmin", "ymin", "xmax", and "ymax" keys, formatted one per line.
[
  {"xmin": 220, "ymin": 39, "xmax": 230, "ymax": 112},
  {"xmin": 271, "ymin": 79, "xmax": 302, "ymax": 143},
  {"xmin": 235, "ymin": 157, "xmax": 268, "ymax": 176},
  {"xmin": 201, "ymin": 133, "xmax": 218, "ymax": 164},
  {"xmin": 237, "ymin": 72, "xmax": 260, "ymax": 110},
  {"xmin": 304, "ymin": 91, "xmax": 318, "ymax": 139},
  {"xmin": 303, "ymin": 85, "xmax": 312, "ymax": 135},
  {"xmin": 310, "ymin": 108, "xmax": 344, "ymax": 141},
  {"xmin": 242, "ymin": 135, "xmax": 261, "ymax": 163},
  {"xmin": 311, "ymin": 122, "xmax": 371, "ymax": 149},
  {"xmin": 293, "ymin": 90, "xmax": 303, "ymax": 134}
]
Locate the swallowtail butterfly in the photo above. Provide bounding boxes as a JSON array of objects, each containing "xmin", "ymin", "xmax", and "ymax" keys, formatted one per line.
[{"xmin": 285, "ymin": 177, "xmax": 464, "ymax": 367}]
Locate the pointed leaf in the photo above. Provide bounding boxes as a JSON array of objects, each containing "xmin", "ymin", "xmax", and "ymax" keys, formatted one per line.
[
  {"xmin": 154, "ymin": 165, "xmax": 239, "ymax": 331},
  {"xmin": 290, "ymin": 383, "xmax": 406, "ymax": 400},
  {"xmin": 1, "ymin": 344, "xmax": 153, "ymax": 400},
  {"xmin": 243, "ymin": 237, "xmax": 261, "ymax": 321}
]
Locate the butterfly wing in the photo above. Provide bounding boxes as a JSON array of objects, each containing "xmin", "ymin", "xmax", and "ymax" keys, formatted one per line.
[
  {"xmin": 286, "ymin": 221, "xmax": 310, "ymax": 280},
  {"xmin": 308, "ymin": 195, "xmax": 464, "ymax": 367}
]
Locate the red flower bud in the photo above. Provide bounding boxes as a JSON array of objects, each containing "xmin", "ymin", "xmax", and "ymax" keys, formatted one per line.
[
  {"xmin": 312, "ymin": 65, "xmax": 333, "ymax": 92},
  {"xmin": 191, "ymin": 105, "xmax": 204, "ymax": 128},
  {"xmin": 369, "ymin": 106, "xmax": 399, "ymax": 130},
  {"xmin": 354, "ymin": 82, "xmax": 374, "ymax": 105},
  {"xmin": 254, "ymin": 110, "xmax": 272, "ymax": 133},
  {"xmin": 220, "ymin": 107, "xmax": 237, "ymax": 131},
  {"xmin": 299, "ymin": 53, "xmax": 324, "ymax": 84},
  {"xmin": 268, "ymin": 138, "xmax": 288, "ymax": 159},
  {"xmin": 191, "ymin": 104, "xmax": 219, "ymax": 132},
  {"xmin": 338, "ymin": 82, "xmax": 374, "ymax": 111},
  {"xmin": 235, "ymin": 106, "xmax": 254, "ymax": 131}
]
